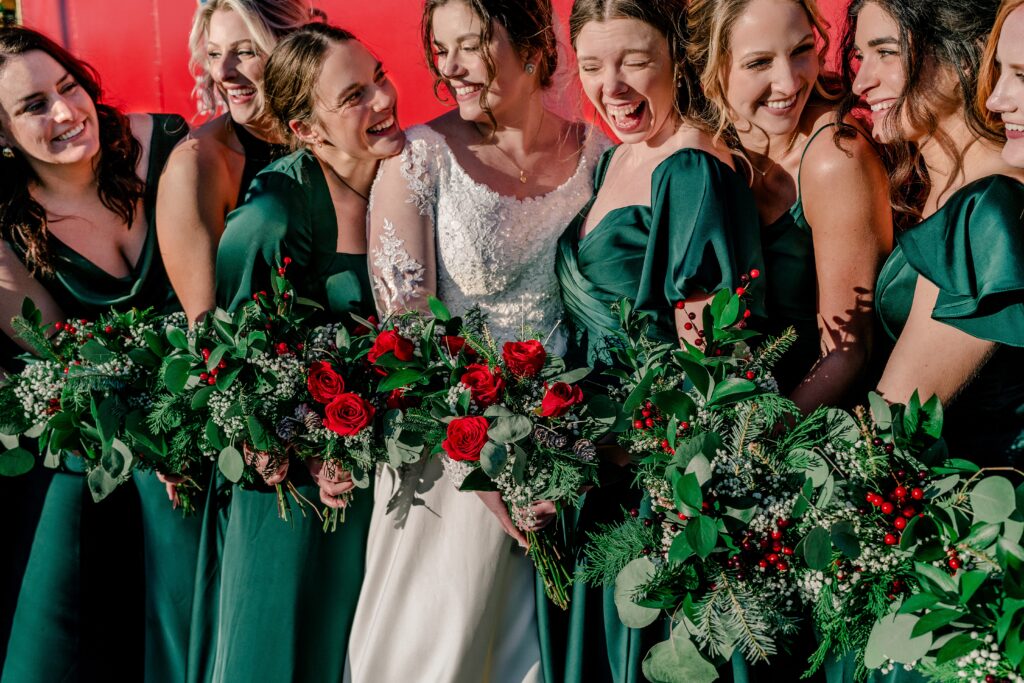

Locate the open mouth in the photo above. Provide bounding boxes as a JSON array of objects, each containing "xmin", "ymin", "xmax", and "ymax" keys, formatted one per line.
[
  {"xmin": 54, "ymin": 121, "xmax": 85, "ymax": 143},
  {"xmin": 869, "ymin": 99, "xmax": 896, "ymax": 113},
  {"xmin": 452, "ymin": 83, "xmax": 482, "ymax": 102},
  {"xmin": 762, "ymin": 93, "xmax": 798, "ymax": 115},
  {"xmin": 367, "ymin": 115, "xmax": 397, "ymax": 137},
  {"xmin": 225, "ymin": 86, "xmax": 257, "ymax": 104},
  {"xmin": 605, "ymin": 100, "xmax": 647, "ymax": 133},
  {"xmin": 1005, "ymin": 122, "xmax": 1024, "ymax": 140}
]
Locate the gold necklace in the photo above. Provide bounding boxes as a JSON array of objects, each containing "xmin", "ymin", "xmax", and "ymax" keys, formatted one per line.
[
  {"xmin": 746, "ymin": 127, "xmax": 801, "ymax": 178},
  {"xmin": 481, "ymin": 110, "xmax": 546, "ymax": 184}
]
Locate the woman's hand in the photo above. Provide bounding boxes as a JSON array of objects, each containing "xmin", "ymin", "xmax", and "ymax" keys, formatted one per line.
[
  {"xmin": 475, "ymin": 490, "xmax": 528, "ymax": 548},
  {"xmin": 242, "ymin": 442, "xmax": 289, "ymax": 486},
  {"xmin": 156, "ymin": 472, "xmax": 187, "ymax": 508},
  {"xmin": 521, "ymin": 500, "xmax": 557, "ymax": 532},
  {"xmin": 307, "ymin": 457, "xmax": 356, "ymax": 509}
]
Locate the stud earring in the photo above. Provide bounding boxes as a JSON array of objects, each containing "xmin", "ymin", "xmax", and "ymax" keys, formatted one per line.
[
  {"xmin": 2, "ymin": 147, "xmax": 13, "ymax": 159},
  {"xmin": 525, "ymin": 63, "xmax": 536, "ymax": 75}
]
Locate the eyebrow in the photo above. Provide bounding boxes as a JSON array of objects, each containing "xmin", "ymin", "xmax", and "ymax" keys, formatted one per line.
[
  {"xmin": 578, "ymin": 48, "xmax": 653, "ymax": 61},
  {"xmin": 18, "ymin": 72, "xmax": 72, "ymax": 104},
  {"xmin": 867, "ymin": 36, "xmax": 899, "ymax": 47},
  {"xmin": 206, "ymin": 39, "xmax": 255, "ymax": 49},
  {"xmin": 335, "ymin": 62, "xmax": 384, "ymax": 104},
  {"xmin": 736, "ymin": 33, "xmax": 815, "ymax": 61}
]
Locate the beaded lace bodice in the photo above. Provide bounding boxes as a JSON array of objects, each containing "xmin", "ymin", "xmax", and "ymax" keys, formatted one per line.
[{"xmin": 370, "ymin": 124, "xmax": 607, "ymax": 356}]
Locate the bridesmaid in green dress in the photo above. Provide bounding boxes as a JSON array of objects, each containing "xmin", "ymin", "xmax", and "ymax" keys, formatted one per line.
[
  {"xmin": 824, "ymin": 0, "xmax": 1023, "ymax": 680},
  {"xmin": 0, "ymin": 27, "xmax": 188, "ymax": 683},
  {"xmin": 549, "ymin": 3, "xmax": 764, "ymax": 681},
  {"xmin": 211, "ymin": 24, "xmax": 404, "ymax": 683},
  {"xmin": 155, "ymin": 4, "xmax": 312, "ymax": 679},
  {"xmin": 686, "ymin": 0, "xmax": 893, "ymax": 411}
]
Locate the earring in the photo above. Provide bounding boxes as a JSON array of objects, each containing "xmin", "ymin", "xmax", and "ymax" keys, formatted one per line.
[
  {"xmin": 1, "ymin": 147, "xmax": 13, "ymax": 159},
  {"xmin": 525, "ymin": 63, "xmax": 536, "ymax": 75}
]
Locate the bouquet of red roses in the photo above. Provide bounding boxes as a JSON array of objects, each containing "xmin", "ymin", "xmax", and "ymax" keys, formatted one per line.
[{"xmin": 396, "ymin": 300, "xmax": 617, "ymax": 609}]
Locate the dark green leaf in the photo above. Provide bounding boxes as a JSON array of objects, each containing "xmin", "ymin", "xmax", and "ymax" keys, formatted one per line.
[
  {"xmin": 378, "ymin": 369, "xmax": 423, "ymax": 393},
  {"xmin": 830, "ymin": 520, "xmax": 861, "ymax": 559},
  {"xmin": 686, "ymin": 515, "xmax": 718, "ymax": 559},
  {"xmin": 552, "ymin": 367, "xmax": 591, "ymax": 385},
  {"xmin": 803, "ymin": 526, "xmax": 832, "ymax": 569},
  {"xmin": 246, "ymin": 416, "xmax": 272, "ymax": 452},
  {"xmin": 164, "ymin": 357, "xmax": 193, "ymax": 395},
  {"xmin": 936, "ymin": 633, "xmax": 983, "ymax": 664},
  {"xmin": 707, "ymin": 378, "xmax": 757, "ymax": 407},
  {"xmin": 166, "ymin": 327, "xmax": 189, "ymax": 350},
  {"xmin": 480, "ymin": 441, "xmax": 507, "ymax": 478},
  {"xmin": 674, "ymin": 472, "xmax": 703, "ymax": 511},
  {"xmin": 651, "ymin": 390, "xmax": 696, "ymax": 421},
  {"xmin": 191, "ymin": 386, "xmax": 216, "ymax": 410},
  {"xmin": 427, "ymin": 296, "xmax": 451, "ymax": 322},
  {"xmin": 624, "ymin": 371, "xmax": 657, "ymax": 414},
  {"xmin": 669, "ymin": 532, "xmax": 694, "ymax": 564},
  {"xmin": 79, "ymin": 340, "xmax": 115, "ymax": 364},
  {"xmin": 868, "ymin": 392, "xmax": 892, "ymax": 430},
  {"xmin": 0, "ymin": 447, "xmax": 34, "ymax": 476},
  {"xmin": 910, "ymin": 608, "xmax": 963, "ymax": 637},
  {"xmin": 487, "ymin": 415, "xmax": 532, "ymax": 444},
  {"xmin": 458, "ymin": 467, "xmax": 498, "ymax": 491}
]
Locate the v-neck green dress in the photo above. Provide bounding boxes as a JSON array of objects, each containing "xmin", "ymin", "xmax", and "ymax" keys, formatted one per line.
[
  {"xmin": 210, "ymin": 149, "xmax": 374, "ymax": 683},
  {"xmin": 548, "ymin": 145, "xmax": 765, "ymax": 683},
  {"xmin": 2, "ymin": 114, "xmax": 197, "ymax": 683},
  {"xmin": 824, "ymin": 175, "xmax": 1024, "ymax": 683}
]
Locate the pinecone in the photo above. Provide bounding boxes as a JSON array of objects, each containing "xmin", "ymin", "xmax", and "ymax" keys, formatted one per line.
[
  {"xmin": 572, "ymin": 438, "xmax": 596, "ymax": 462},
  {"xmin": 533, "ymin": 425, "xmax": 568, "ymax": 449}
]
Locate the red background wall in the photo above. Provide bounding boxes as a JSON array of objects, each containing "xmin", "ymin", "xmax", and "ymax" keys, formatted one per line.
[{"xmin": 20, "ymin": 0, "xmax": 847, "ymax": 127}]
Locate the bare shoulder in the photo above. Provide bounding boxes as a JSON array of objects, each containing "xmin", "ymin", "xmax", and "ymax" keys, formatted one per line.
[
  {"xmin": 801, "ymin": 110, "xmax": 883, "ymax": 190},
  {"xmin": 673, "ymin": 125, "xmax": 736, "ymax": 169},
  {"xmin": 425, "ymin": 110, "xmax": 466, "ymax": 142}
]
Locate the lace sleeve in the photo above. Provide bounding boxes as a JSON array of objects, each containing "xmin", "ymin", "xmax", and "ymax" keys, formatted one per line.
[{"xmin": 368, "ymin": 132, "xmax": 438, "ymax": 316}]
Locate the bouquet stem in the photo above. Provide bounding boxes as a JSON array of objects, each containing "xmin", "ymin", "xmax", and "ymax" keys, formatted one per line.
[
  {"xmin": 526, "ymin": 528, "xmax": 573, "ymax": 610},
  {"xmin": 322, "ymin": 494, "xmax": 351, "ymax": 533},
  {"xmin": 274, "ymin": 481, "xmax": 311, "ymax": 522}
]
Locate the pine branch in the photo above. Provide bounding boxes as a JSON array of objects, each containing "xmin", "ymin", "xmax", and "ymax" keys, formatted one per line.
[
  {"xmin": 11, "ymin": 317, "xmax": 62, "ymax": 363},
  {"xmin": 749, "ymin": 328, "xmax": 797, "ymax": 374},
  {"xmin": 577, "ymin": 515, "xmax": 658, "ymax": 586}
]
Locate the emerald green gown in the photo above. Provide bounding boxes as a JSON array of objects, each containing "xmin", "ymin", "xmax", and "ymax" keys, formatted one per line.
[
  {"xmin": 824, "ymin": 175, "xmax": 1024, "ymax": 683},
  {"xmin": 550, "ymin": 145, "xmax": 765, "ymax": 683},
  {"xmin": 211, "ymin": 149, "xmax": 374, "ymax": 683},
  {"xmin": 2, "ymin": 114, "xmax": 198, "ymax": 683}
]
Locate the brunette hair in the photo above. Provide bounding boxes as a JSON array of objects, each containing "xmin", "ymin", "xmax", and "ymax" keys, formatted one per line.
[
  {"xmin": 0, "ymin": 26, "xmax": 144, "ymax": 275},
  {"xmin": 569, "ymin": 0, "xmax": 707, "ymax": 130},
  {"xmin": 262, "ymin": 23, "xmax": 357, "ymax": 146},
  {"xmin": 188, "ymin": 0, "xmax": 323, "ymax": 117},
  {"xmin": 686, "ymin": 0, "xmax": 837, "ymax": 143},
  {"xmin": 837, "ymin": 0, "xmax": 1002, "ymax": 211},
  {"xmin": 421, "ymin": 0, "xmax": 559, "ymax": 132},
  {"xmin": 977, "ymin": 0, "xmax": 1024, "ymax": 132}
]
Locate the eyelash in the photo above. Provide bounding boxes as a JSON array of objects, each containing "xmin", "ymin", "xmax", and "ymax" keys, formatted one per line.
[{"xmin": 745, "ymin": 44, "xmax": 815, "ymax": 70}]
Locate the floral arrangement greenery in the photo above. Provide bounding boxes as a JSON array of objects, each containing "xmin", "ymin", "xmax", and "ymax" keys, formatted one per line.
[
  {"xmin": 380, "ymin": 298, "xmax": 617, "ymax": 609},
  {"xmin": 0, "ymin": 298, "xmax": 189, "ymax": 504}
]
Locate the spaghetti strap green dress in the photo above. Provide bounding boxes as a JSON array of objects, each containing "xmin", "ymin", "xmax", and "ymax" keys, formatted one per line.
[
  {"xmin": 211, "ymin": 148, "xmax": 374, "ymax": 683},
  {"xmin": 2, "ymin": 114, "xmax": 196, "ymax": 683},
  {"xmin": 548, "ymin": 145, "xmax": 765, "ymax": 683},
  {"xmin": 824, "ymin": 175, "xmax": 1024, "ymax": 683}
]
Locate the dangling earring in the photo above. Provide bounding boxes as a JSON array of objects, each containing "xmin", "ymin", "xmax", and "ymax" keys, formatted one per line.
[
  {"xmin": 525, "ymin": 63, "xmax": 536, "ymax": 75},
  {"xmin": 2, "ymin": 147, "xmax": 13, "ymax": 159}
]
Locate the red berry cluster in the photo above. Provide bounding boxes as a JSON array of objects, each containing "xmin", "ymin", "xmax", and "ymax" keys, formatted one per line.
[
  {"xmin": 863, "ymin": 468, "xmax": 928, "ymax": 546},
  {"xmin": 730, "ymin": 518, "xmax": 795, "ymax": 579},
  {"xmin": 946, "ymin": 546, "xmax": 962, "ymax": 571},
  {"xmin": 199, "ymin": 348, "xmax": 229, "ymax": 385},
  {"xmin": 632, "ymin": 400, "xmax": 663, "ymax": 433}
]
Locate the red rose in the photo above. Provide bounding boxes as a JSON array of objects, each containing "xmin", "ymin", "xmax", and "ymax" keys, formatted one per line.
[
  {"xmin": 442, "ymin": 416, "xmax": 490, "ymax": 462},
  {"xmin": 385, "ymin": 388, "xmax": 420, "ymax": 410},
  {"xmin": 460, "ymin": 363, "xmax": 505, "ymax": 407},
  {"xmin": 323, "ymin": 393, "xmax": 376, "ymax": 436},
  {"xmin": 442, "ymin": 335, "xmax": 466, "ymax": 356},
  {"xmin": 502, "ymin": 340, "xmax": 547, "ymax": 377},
  {"xmin": 307, "ymin": 361, "xmax": 345, "ymax": 403},
  {"xmin": 368, "ymin": 330, "xmax": 415, "ymax": 364},
  {"xmin": 540, "ymin": 382, "xmax": 584, "ymax": 418}
]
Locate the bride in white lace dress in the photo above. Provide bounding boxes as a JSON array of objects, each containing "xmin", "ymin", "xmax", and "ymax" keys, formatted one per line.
[{"xmin": 336, "ymin": 1, "xmax": 607, "ymax": 682}]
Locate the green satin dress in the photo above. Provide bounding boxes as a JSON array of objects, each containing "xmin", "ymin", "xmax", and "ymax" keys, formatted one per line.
[
  {"xmin": 210, "ymin": 149, "xmax": 374, "ymax": 683},
  {"xmin": 549, "ymin": 145, "xmax": 765, "ymax": 683},
  {"xmin": 2, "ymin": 114, "xmax": 199, "ymax": 683},
  {"xmin": 824, "ymin": 175, "xmax": 1024, "ymax": 683}
]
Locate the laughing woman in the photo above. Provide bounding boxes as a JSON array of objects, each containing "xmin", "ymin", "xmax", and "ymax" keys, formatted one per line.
[
  {"xmin": 0, "ymin": 26, "xmax": 187, "ymax": 683},
  {"xmin": 550, "ymin": 1, "xmax": 764, "ymax": 681},
  {"xmin": 981, "ymin": 0, "xmax": 1024, "ymax": 169},
  {"xmin": 826, "ymin": 0, "xmax": 1024, "ymax": 677},
  {"xmin": 210, "ymin": 23, "xmax": 405, "ymax": 683},
  {"xmin": 686, "ymin": 0, "xmax": 893, "ymax": 411}
]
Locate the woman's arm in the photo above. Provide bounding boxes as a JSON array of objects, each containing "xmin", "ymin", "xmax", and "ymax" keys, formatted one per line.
[
  {"xmin": 156, "ymin": 137, "xmax": 233, "ymax": 324},
  {"xmin": 793, "ymin": 126, "xmax": 893, "ymax": 412},
  {"xmin": 0, "ymin": 241, "xmax": 64, "ymax": 349},
  {"xmin": 877, "ymin": 275, "xmax": 997, "ymax": 404}
]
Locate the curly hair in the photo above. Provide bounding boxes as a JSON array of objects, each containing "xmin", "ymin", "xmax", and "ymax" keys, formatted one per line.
[
  {"xmin": 568, "ymin": 0, "xmax": 709, "ymax": 133},
  {"xmin": 0, "ymin": 26, "xmax": 144, "ymax": 275},
  {"xmin": 421, "ymin": 0, "xmax": 559, "ymax": 134},
  {"xmin": 188, "ymin": 0, "xmax": 323, "ymax": 118},
  {"xmin": 836, "ymin": 0, "xmax": 1003, "ymax": 214}
]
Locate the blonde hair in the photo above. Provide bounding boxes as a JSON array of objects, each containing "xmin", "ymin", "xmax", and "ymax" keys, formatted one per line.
[
  {"xmin": 187, "ymin": 0, "xmax": 321, "ymax": 117},
  {"xmin": 686, "ymin": 0, "xmax": 835, "ymax": 142},
  {"xmin": 978, "ymin": 0, "xmax": 1024, "ymax": 131}
]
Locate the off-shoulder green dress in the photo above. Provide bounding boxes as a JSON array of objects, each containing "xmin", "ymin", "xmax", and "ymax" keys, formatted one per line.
[
  {"xmin": 2, "ymin": 114, "xmax": 196, "ymax": 683},
  {"xmin": 824, "ymin": 175, "xmax": 1024, "ymax": 683},
  {"xmin": 548, "ymin": 145, "xmax": 765, "ymax": 683},
  {"xmin": 211, "ymin": 148, "xmax": 374, "ymax": 683}
]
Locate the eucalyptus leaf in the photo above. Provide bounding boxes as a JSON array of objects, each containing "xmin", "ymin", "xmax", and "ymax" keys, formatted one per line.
[
  {"xmin": 218, "ymin": 446, "xmax": 245, "ymax": 483},
  {"xmin": 480, "ymin": 441, "xmax": 508, "ymax": 478},
  {"xmin": 642, "ymin": 626, "xmax": 719, "ymax": 683},
  {"xmin": 487, "ymin": 415, "xmax": 532, "ymax": 444},
  {"xmin": 86, "ymin": 467, "xmax": 119, "ymax": 502},
  {"xmin": 552, "ymin": 367, "xmax": 591, "ymax": 385},
  {"xmin": 868, "ymin": 392, "xmax": 892, "ymax": 430},
  {"xmin": 613, "ymin": 558, "xmax": 660, "ymax": 628},
  {"xmin": 830, "ymin": 520, "xmax": 861, "ymax": 560},
  {"xmin": 864, "ymin": 612, "xmax": 932, "ymax": 668},
  {"xmin": 971, "ymin": 476, "xmax": 1016, "ymax": 523},
  {"xmin": 803, "ymin": 526, "xmax": 832, "ymax": 570}
]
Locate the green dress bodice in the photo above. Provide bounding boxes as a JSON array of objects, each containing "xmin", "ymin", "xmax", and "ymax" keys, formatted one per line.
[
  {"xmin": 556, "ymin": 146, "xmax": 765, "ymax": 367},
  {"xmin": 210, "ymin": 148, "xmax": 374, "ymax": 683},
  {"xmin": 876, "ymin": 174, "xmax": 1024, "ymax": 465},
  {"xmin": 216, "ymin": 149, "xmax": 373, "ymax": 317}
]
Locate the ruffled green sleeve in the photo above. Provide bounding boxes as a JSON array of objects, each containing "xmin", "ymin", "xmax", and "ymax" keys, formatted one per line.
[
  {"xmin": 898, "ymin": 175, "xmax": 1024, "ymax": 347},
  {"xmin": 636, "ymin": 150, "xmax": 765, "ymax": 320},
  {"xmin": 215, "ymin": 170, "xmax": 311, "ymax": 312}
]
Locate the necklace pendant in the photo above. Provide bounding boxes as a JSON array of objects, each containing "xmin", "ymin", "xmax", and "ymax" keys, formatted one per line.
[{"xmin": 519, "ymin": 170, "xmax": 528, "ymax": 184}]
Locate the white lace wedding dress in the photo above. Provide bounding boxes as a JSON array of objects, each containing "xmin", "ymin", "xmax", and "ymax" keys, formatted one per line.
[{"xmin": 345, "ymin": 123, "xmax": 607, "ymax": 683}]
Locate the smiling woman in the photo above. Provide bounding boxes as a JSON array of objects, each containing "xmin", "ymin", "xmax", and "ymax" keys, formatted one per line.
[{"xmin": 981, "ymin": 0, "xmax": 1024, "ymax": 168}]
